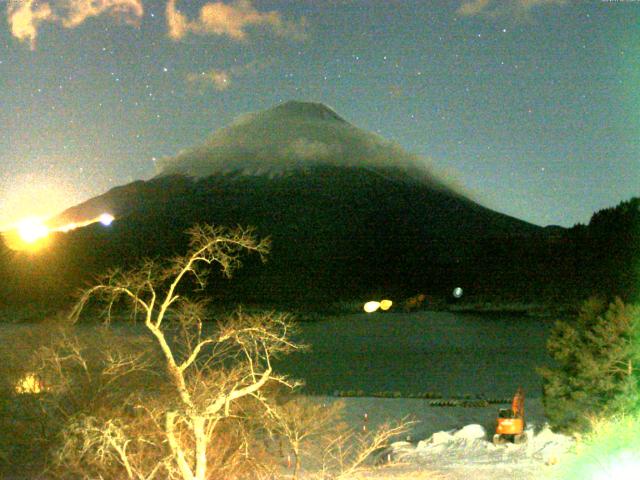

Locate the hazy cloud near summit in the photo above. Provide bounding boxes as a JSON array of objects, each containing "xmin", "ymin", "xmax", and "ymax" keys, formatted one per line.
[
  {"xmin": 283, "ymin": 139, "xmax": 343, "ymax": 161},
  {"xmin": 155, "ymin": 102, "xmax": 475, "ymax": 199},
  {"xmin": 166, "ymin": 0, "xmax": 307, "ymax": 41},
  {"xmin": 7, "ymin": 0, "xmax": 143, "ymax": 49}
]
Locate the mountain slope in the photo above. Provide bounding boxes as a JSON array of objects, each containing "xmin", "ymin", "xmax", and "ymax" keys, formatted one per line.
[
  {"xmin": 47, "ymin": 171, "xmax": 541, "ymax": 303},
  {"xmin": 11, "ymin": 101, "xmax": 550, "ymax": 304}
]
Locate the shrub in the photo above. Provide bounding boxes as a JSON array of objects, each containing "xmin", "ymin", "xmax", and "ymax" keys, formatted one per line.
[{"xmin": 538, "ymin": 297, "xmax": 640, "ymax": 432}]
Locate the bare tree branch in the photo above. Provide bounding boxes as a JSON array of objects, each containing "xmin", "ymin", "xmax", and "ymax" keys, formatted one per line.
[{"xmin": 64, "ymin": 224, "xmax": 303, "ymax": 480}]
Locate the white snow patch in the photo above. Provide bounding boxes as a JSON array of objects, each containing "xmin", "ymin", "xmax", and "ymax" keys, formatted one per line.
[
  {"xmin": 430, "ymin": 430, "xmax": 455, "ymax": 445},
  {"xmin": 453, "ymin": 424, "xmax": 486, "ymax": 440},
  {"xmin": 391, "ymin": 423, "xmax": 574, "ymax": 469}
]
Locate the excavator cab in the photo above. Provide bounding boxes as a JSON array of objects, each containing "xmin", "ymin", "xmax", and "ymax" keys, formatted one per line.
[{"xmin": 493, "ymin": 387, "xmax": 526, "ymax": 444}]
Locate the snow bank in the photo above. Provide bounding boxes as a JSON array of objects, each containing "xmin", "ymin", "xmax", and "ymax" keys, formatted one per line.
[{"xmin": 390, "ymin": 423, "xmax": 574, "ymax": 468}]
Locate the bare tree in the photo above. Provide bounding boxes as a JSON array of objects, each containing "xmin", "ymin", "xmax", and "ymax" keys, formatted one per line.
[
  {"xmin": 314, "ymin": 417, "xmax": 413, "ymax": 480},
  {"xmin": 68, "ymin": 224, "xmax": 302, "ymax": 480},
  {"xmin": 268, "ymin": 395, "xmax": 414, "ymax": 480},
  {"xmin": 329, "ymin": 419, "xmax": 413, "ymax": 479},
  {"xmin": 268, "ymin": 398, "xmax": 345, "ymax": 479}
]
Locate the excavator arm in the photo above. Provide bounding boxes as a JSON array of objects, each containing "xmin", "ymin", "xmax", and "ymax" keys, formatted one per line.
[{"xmin": 512, "ymin": 387, "xmax": 525, "ymax": 419}]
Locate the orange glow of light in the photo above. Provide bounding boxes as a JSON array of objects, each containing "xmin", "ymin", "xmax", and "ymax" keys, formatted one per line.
[
  {"xmin": 2, "ymin": 212, "xmax": 115, "ymax": 252},
  {"xmin": 17, "ymin": 217, "xmax": 49, "ymax": 244},
  {"xmin": 58, "ymin": 222, "xmax": 78, "ymax": 233},
  {"xmin": 0, "ymin": 217, "xmax": 52, "ymax": 252},
  {"xmin": 0, "ymin": 172, "xmax": 88, "ymax": 231},
  {"xmin": 15, "ymin": 373, "xmax": 48, "ymax": 394}
]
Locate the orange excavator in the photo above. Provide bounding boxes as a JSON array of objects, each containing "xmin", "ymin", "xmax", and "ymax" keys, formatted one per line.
[{"xmin": 493, "ymin": 387, "xmax": 526, "ymax": 444}]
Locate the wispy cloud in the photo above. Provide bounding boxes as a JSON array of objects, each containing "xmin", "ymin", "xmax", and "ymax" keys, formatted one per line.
[
  {"xmin": 186, "ymin": 69, "xmax": 232, "ymax": 91},
  {"xmin": 7, "ymin": 0, "xmax": 144, "ymax": 50},
  {"xmin": 166, "ymin": 0, "xmax": 307, "ymax": 42},
  {"xmin": 283, "ymin": 138, "xmax": 342, "ymax": 161},
  {"xmin": 457, "ymin": 0, "xmax": 567, "ymax": 19},
  {"xmin": 7, "ymin": 1, "xmax": 53, "ymax": 50},
  {"xmin": 60, "ymin": 0, "xmax": 144, "ymax": 28},
  {"xmin": 185, "ymin": 60, "xmax": 267, "ymax": 92},
  {"xmin": 457, "ymin": 0, "xmax": 491, "ymax": 16}
]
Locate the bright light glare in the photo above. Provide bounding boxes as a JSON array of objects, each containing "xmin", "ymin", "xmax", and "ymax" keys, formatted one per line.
[
  {"xmin": 58, "ymin": 222, "xmax": 78, "ymax": 233},
  {"xmin": 17, "ymin": 218, "xmax": 49, "ymax": 244},
  {"xmin": 99, "ymin": 213, "xmax": 114, "ymax": 226},
  {"xmin": 364, "ymin": 301, "xmax": 381, "ymax": 313},
  {"xmin": 0, "ymin": 172, "xmax": 87, "ymax": 231},
  {"xmin": 591, "ymin": 452, "xmax": 640, "ymax": 480},
  {"xmin": 3, "ymin": 212, "xmax": 117, "ymax": 251}
]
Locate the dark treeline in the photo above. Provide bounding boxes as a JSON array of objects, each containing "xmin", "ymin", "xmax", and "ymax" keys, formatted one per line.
[
  {"xmin": 449, "ymin": 197, "xmax": 640, "ymax": 304},
  {"xmin": 0, "ymin": 170, "xmax": 637, "ymax": 312}
]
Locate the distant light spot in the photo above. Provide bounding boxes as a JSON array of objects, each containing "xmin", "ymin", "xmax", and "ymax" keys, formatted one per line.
[
  {"xmin": 453, "ymin": 287, "xmax": 463, "ymax": 298},
  {"xmin": 99, "ymin": 213, "xmax": 115, "ymax": 226}
]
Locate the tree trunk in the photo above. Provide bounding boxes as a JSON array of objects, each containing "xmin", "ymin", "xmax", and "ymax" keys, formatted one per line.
[
  {"xmin": 293, "ymin": 444, "xmax": 301, "ymax": 480},
  {"xmin": 166, "ymin": 411, "xmax": 195, "ymax": 480},
  {"xmin": 193, "ymin": 415, "xmax": 208, "ymax": 480}
]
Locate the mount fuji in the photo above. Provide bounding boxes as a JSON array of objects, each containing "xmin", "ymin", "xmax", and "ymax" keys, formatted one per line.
[{"xmin": 12, "ymin": 101, "xmax": 549, "ymax": 304}]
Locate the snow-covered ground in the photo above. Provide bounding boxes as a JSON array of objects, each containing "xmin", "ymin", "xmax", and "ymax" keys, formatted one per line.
[
  {"xmin": 389, "ymin": 422, "xmax": 572, "ymax": 477},
  {"xmin": 279, "ymin": 311, "xmax": 575, "ymax": 478},
  {"xmin": 311, "ymin": 396, "xmax": 574, "ymax": 479}
]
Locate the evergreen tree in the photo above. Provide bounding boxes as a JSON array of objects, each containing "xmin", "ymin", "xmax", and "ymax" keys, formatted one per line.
[{"xmin": 539, "ymin": 297, "xmax": 640, "ymax": 432}]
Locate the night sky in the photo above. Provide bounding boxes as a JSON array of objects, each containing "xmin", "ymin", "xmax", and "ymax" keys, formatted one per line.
[{"xmin": 1, "ymin": 0, "xmax": 638, "ymax": 229}]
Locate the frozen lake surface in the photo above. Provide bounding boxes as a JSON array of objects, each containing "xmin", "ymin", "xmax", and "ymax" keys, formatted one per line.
[
  {"xmin": 0, "ymin": 309, "xmax": 557, "ymax": 399},
  {"xmin": 276, "ymin": 311, "xmax": 557, "ymax": 399}
]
